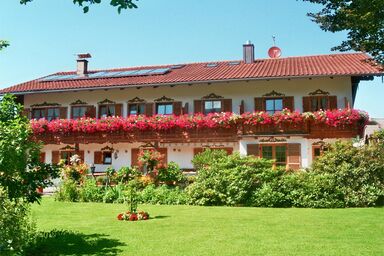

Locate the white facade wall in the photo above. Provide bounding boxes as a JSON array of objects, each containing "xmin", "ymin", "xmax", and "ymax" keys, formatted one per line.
[
  {"xmin": 24, "ymin": 76, "xmax": 352, "ymax": 114},
  {"xmin": 29, "ymin": 76, "xmax": 353, "ymax": 170}
]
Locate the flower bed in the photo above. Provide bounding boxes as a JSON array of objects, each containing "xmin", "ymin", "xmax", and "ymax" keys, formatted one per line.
[
  {"xmin": 117, "ymin": 210, "xmax": 149, "ymax": 221},
  {"xmin": 30, "ymin": 109, "xmax": 368, "ymax": 135}
]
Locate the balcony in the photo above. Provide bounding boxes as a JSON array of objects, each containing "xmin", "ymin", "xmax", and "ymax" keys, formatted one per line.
[{"xmin": 30, "ymin": 109, "xmax": 367, "ymax": 144}]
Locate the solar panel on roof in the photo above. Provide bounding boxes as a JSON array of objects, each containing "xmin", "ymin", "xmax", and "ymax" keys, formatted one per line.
[
  {"xmin": 170, "ymin": 64, "xmax": 185, "ymax": 69},
  {"xmin": 40, "ymin": 75, "xmax": 63, "ymax": 81},
  {"xmin": 206, "ymin": 63, "xmax": 218, "ymax": 67},
  {"xmin": 148, "ymin": 68, "xmax": 171, "ymax": 75},
  {"xmin": 58, "ymin": 74, "xmax": 78, "ymax": 80},
  {"xmin": 87, "ymin": 71, "xmax": 109, "ymax": 78},
  {"xmin": 228, "ymin": 61, "xmax": 241, "ymax": 66}
]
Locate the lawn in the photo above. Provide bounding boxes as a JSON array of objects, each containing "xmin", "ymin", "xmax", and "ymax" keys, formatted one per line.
[{"xmin": 30, "ymin": 197, "xmax": 384, "ymax": 256}]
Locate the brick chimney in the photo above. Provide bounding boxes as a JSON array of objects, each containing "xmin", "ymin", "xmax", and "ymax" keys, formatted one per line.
[
  {"xmin": 243, "ymin": 41, "xmax": 255, "ymax": 64},
  {"xmin": 76, "ymin": 53, "xmax": 91, "ymax": 76}
]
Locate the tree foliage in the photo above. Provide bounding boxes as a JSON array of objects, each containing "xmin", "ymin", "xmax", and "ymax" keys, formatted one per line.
[
  {"xmin": 20, "ymin": 0, "xmax": 139, "ymax": 13},
  {"xmin": 0, "ymin": 40, "xmax": 9, "ymax": 51},
  {"xmin": 0, "ymin": 94, "xmax": 59, "ymax": 203},
  {"xmin": 303, "ymin": 0, "xmax": 384, "ymax": 64}
]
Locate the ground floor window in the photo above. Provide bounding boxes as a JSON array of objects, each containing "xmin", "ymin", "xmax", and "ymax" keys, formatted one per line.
[
  {"xmin": 260, "ymin": 144, "xmax": 287, "ymax": 167},
  {"xmin": 312, "ymin": 144, "xmax": 328, "ymax": 160}
]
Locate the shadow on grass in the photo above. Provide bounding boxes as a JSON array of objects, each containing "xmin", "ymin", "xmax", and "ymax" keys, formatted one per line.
[
  {"xmin": 153, "ymin": 215, "xmax": 170, "ymax": 219},
  {"xmin": 25, "ymin": 229, "xmax": 125, "ymax": 256}
]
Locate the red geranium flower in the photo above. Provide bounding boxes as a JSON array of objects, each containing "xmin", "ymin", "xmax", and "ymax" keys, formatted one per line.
[
  {"xmin": 117, "ymin": 213, "xmax": 123, "ymax": 220},
  {"xmin": 129, "ymin": 213, "xmax": 138, "ymax": 221}
]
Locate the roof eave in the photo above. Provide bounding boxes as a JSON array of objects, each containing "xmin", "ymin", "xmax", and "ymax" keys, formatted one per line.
[{"xmin": 1, "ymin": 72, "xmax": 383, "ymax": 96}]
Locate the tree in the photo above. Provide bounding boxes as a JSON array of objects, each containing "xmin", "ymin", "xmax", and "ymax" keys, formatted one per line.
[
  {"xmin": 20, "ymin": 0, "xmax": 139, "ymax": 13},
  {"xmin": 0, "ymin": 94, "xmax": 59, "ymax": 203},
  {"xmin": 0, "ymin": 40, "xmax": 9, "ymax": 51},
  {"xmin": 303, "ymin": 0, "xmax": 384, "ymax": 65}
]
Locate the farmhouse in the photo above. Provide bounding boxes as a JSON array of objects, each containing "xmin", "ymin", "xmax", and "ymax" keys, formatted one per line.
[{"xmin": 1, "ymin": 42, "xmax": 383, "ymax": 172}]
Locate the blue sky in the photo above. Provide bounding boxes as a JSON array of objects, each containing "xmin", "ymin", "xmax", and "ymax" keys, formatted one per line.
[{"xmin": 0, "ymin": 0, "xmax": 382, "ymax": 116}]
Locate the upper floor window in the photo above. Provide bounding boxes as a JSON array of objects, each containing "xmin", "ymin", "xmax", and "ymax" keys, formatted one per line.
[
  {"xmin": 311, "ymin": 96, "xmax": 328, "ymax": 111},
  {"xmin": 204, "ymin": 100, "xmax": 222, "ymax": 114},
  {"xmin": 129, "ymin": 103, "xmax": 146, "ymax": 116},
  {"xmin": 156, "ymin": 103, "xmax": 173, "ymax": 115},
  {"xmin": 32, "ymin": 109, "xmax": 45, "ymax": 119},
  {"xmin": 32, "ymin": 107, "xmax": 60, "ymax": 121},
  {"xmin": 265, "ymin": 98, "xmax": 283, "ymax": 115},
  {"xmin": 72, "ymin": 106, "xmax": 87, "ymax": 119},
  {"xmin": 99, "ymin": 105, "xmax": 115, "ymax": 118}
]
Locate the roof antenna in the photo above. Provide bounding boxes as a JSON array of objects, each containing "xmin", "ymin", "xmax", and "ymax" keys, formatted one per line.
[{"xmin": 272, "ymin": 36, "xmax": 276, "ymax": 46}]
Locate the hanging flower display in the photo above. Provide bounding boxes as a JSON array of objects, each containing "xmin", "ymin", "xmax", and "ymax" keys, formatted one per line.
[{"xmin": 30, "ymin": 108, "xmax": 368, "ymax": 135}]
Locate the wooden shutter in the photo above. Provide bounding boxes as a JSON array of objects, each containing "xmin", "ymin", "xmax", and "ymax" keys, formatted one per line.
[
  {"xmin": 94, "ymin": 151, "xmax": 103, "ymax": 164},
  {"xmin": 145, "ymin": 103, "xmax": 154, "ymax": 116},
  {"xmin": 22, "ymin": 108, "xmax": 31, "ymax": 119},
  {"xmin": 182, "ymin": 102, "xmax": 189, "ymax": 115},
  {"xmin": 344, "ymin": 97, "xmax": 350, "ymax": 109},
  {"xmin": 222, "ymin": 147, "xmax": 233, "ymax": 155},
  {"xmin": 302, "ymin": 97, "xmax": 311, "ymax": 112},
  {"xmin": 157, "ymin": 148, "xmax": 168, "ymax": 165},
  {"xmin": 222, "ymin": 99, "xmax": 232, "ymax": 112},
  {"xmin": 85, "ymin": 105, "xmax": 96, "ymax": 118},
  {"xmin": 59, "ymin": 107, "xmax": 68, "ymax": 119},
  {"xmin": 114, "ymin": 104, "xmax": 123, "ymax": 117},
  {"xmin": 194, "ymin": 100, "xmax": 202, "ymax": 114},
  {"xmin": 52, "ymin": 151, "xmax": 60, "ymax": 164},
  {"xmin": 39, "ymin": 152, "xmax": 46, "ymax": 163},
  {"xmin": 283, "ymin": 96, "xmax": 294, "ymax": 111},
  {"xmin": 193, "ymin": 148, "xmax": 205, "ymax": 156},
  {"xmin": 173, "ymin": 101, "xmax": 183, "ymax": 116},
  {"xmin": 329, "ymin": 96, "xmax": 337, "ymax": 110},
  {"xmin": 78, "ymin": 150, "xmax": 85, "ymax": 163},
  {"xmin": 254, "ymin": 97, "xmax": 264, "ymax": 111},
  {"xmin": 247, "ymin": 144, "xmax": 260, "ymax": 157},
  {"xmin": 239, "ymin": 100, "xmax": 245, "ymax": 114},
  {"xmin": 287, "ymin": 143, "xmax": 301, "ymax": 170},
  {"xmin": 131, "ymin": 148, "xmax": 140, "ymax": 167}
]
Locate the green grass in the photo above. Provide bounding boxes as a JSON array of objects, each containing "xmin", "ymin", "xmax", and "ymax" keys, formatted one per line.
[{"xmin": 30, "ymin": 197, "xmax": 384, "ymax": 256}]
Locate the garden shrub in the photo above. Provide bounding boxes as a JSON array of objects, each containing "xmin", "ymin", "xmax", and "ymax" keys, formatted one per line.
[
  {"xmin": 55, "ymin": 179, "xmax": 80, "ymax": 202},
  {"xmin": 139, "ymin": 184, "xmax": 188, "ymax": 205},
  {"xmin": 115, "ymin": 166, "xmax": 141, "ymax": 184},
  {"xmin": 157, "ymin": 162, "xmax": 186, "ymax": 185},
  {"xmin": 308, "ymin": 140, "xmax": 384, "ymax": 207},
  {"xmin": 0, "ymin": 188, "xmax": 35, "ymax": 255},
  {"xmin": 79, "ymin": 179, "xmax": 103, "ymax": 202},
  {"xmin": 187, "ymin": 150, "xmax": 273, "ymax": 206}
]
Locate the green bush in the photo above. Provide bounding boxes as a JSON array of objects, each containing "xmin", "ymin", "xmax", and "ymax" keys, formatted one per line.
[
  {"xmin": 139, "ymin": 184, "xmax": 188, "ymax": 205},
  {"xmin": 55, "ymin": 179, "xmax": 80, "ymax": 202},
  {"xmin": 157, "ymin": 162, "xmax": 186, "ymax": 185},
  {"xmin": 187, "ymin": 150, "xmax": 273, "ymax": 206},
  {"xmin": 0, "ymin": 188, "xmax": 35, "ymax": 255},
  {"xmin": 308, "ymin": 141, "xmax": 384, "ymax": 207},
  {"xmin": 79, "ymin": 179, "xmax": 103, "ymax": 202},
  {"xmin": 115, "ymin": 166, "xmax": 141, "ymax": 184}
]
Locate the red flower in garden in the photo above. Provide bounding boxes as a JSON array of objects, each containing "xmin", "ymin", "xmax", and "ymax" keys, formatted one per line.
[
  {"xmin": 117, "ymin": 213, "xmax": 123, "ymax": 220},
  {"xmin": 129, "ymin": 213, "xmax": 138, "ymax": 221}
]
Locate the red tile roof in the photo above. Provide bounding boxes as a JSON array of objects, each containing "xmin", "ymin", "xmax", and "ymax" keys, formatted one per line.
[{"xmin": 1, "ymin": 53, "xmax": 383, "ymax": 94}]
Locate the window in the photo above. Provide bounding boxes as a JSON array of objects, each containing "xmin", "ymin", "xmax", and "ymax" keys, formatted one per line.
[
  {"xmin": 103, "ymin": 152, "xmax": 112, "ymax": 165},
  {"xmin": 312, "ymin": 145, "xmax": 328, "ymax": 160},
  {"xmin": 72, "ymin": 106, "xmax": 87, "ymax": 119},
  {"xmin": 32, "ymin": 107, "xmax": 60, "ymax": 120},
  {"xmin": 265, "ymin": 98, "xmax": 283, "ymax": 114},
  {"xmin": 311, "ymin": 96, "xmax": 329, "ymax": 111},
  {"xmin": 32, "ymin": 109, "xmax": 45, "ymax": 119},
  {"xmin": 204, "ymin": 100, "xmax": 222, "ymax": 114},
  {"xmin": 60, "ymin": 151, "xmax": 74, "ymax": 165},
  {"xmin": 156, "ymin": 103, "xmax": 173, "ymax": 115},
  {"xmin": 129, "ymin": 103, "xmax": 146, "ymax": 116},
  {"xmin": 99, "ymin": 105, "xmax": 115, "ymax": 118},
  {"xmin": 261, "ymin": 144, "xmax": 287, "ymax": 167}
]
